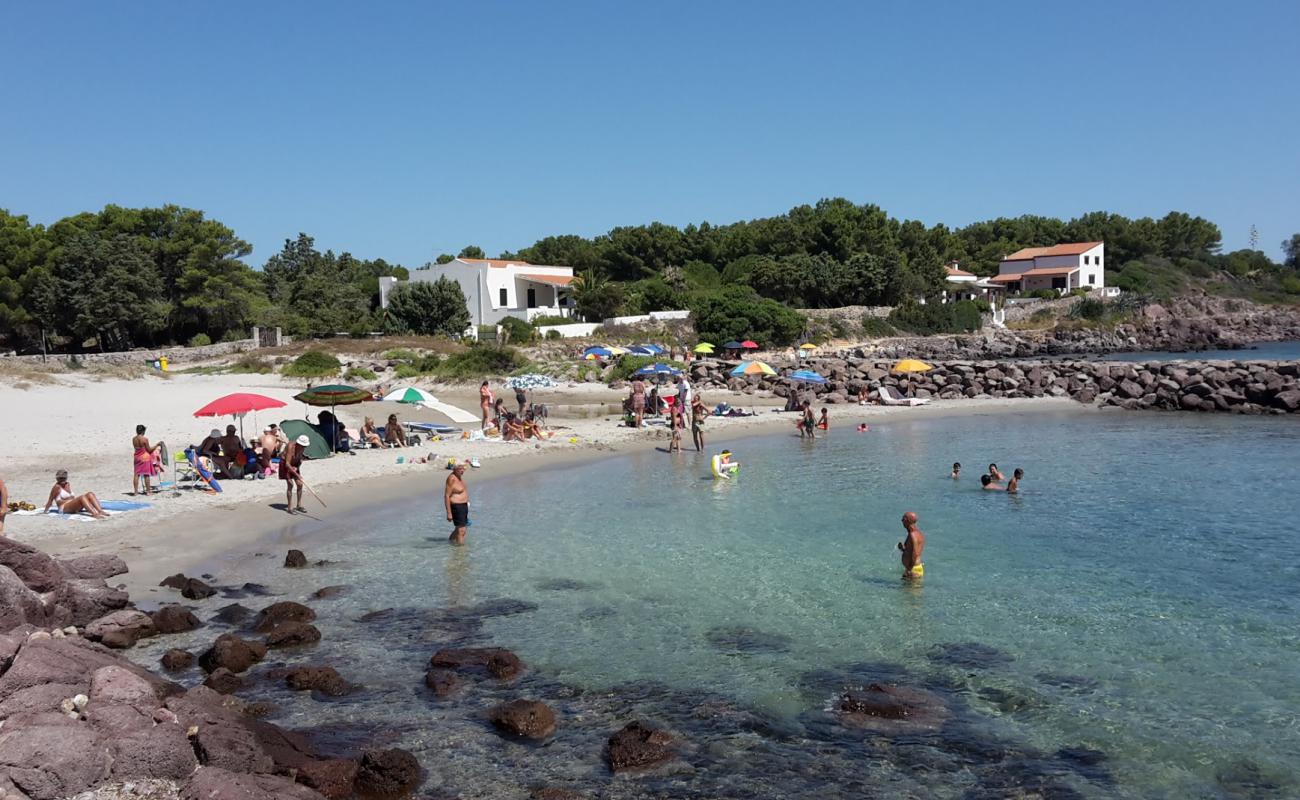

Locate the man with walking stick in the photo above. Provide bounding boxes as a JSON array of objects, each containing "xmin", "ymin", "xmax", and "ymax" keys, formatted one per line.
[{"xmin": 281, "ymin": 434, "xmax": 309, "ymax": 514}]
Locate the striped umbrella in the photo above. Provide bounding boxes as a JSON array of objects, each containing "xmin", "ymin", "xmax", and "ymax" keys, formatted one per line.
[
  {"xmin": 293, "ymin": 384, "xmax": 374, "ymax": 452},
  {"xmin": 382, "ymin": 386, "xmax": 437, "ymax": 405}
]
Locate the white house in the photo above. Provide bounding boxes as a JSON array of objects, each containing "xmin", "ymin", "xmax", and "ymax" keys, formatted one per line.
[
  {"xmin": 991, "ymin": 242, "xmax": 1105, "ymax": 294},
  {"xmin": 942, "ymin": 262, "xmax": 1005, "ymax": 308},
  {"xmin": 379, "ymin": 257, "xmax": 575, "ymax": 332}
]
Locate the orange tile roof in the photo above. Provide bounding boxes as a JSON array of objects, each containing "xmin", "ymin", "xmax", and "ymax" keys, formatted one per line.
[
  {"xmin": 460, "ymin": 258, "xmax": 531, "ymax": 269},
  {"xmin": 945, "ymin": 265, "xmax": 976, "ymax": 278},
  {"xmin": 991, "ymin": 266, "xmax": 1080, "ymax": 282},
  {"xmin": 1002, "ymin": 242, "xmax": 1102, "ymax": 261},
  {"xmin": 519, "ymin": 273, "xmax": 574, "ymax": 286},
  {"xmin": 989, "ymin": 273, "xmax": 1023, "ymax": 283}
]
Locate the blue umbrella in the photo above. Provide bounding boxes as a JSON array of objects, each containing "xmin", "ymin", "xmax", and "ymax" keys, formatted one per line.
[
  {"xmin": 626, "ymin": 345, "xmax": 656, "ymax": 356},
  {"xmin": 634, "ymin": 363, "xmax": 682, "ymax": 377},
  {"xmin": 789, "ymin": 369, "xmax": 828, "ymax": 385},
  {"xmin": 583, "ymin": 346, "xmax": 613, "ymax": 358},
  {"xmin": 723, "ymin": 341, "xmax": 743, "ymax": 349},
  {"xmin": 639, "ymin": 343, "xmax": 665, "ymax": 354}
]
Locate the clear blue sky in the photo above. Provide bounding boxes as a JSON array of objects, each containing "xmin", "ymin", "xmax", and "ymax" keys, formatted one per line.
[{"xmin": 3, "ymin": 1, "xmax": 1297, "ymax": 265}]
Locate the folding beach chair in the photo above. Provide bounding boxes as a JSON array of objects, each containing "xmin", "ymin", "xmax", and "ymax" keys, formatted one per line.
[{"xmin": 173, "ymin": 449, "xmax": 202, "ymax": 492}]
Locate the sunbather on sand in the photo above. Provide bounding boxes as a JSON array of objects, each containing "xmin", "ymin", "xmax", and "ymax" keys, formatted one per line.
[
  {"xmin": 43, "ymin": 469, "xmax": 108, "ymax": 519},
  {"xmin": 258, "ymin": 426, "xmax": 282, "ymax": 473},
  {"xmin": 360, "ymin": 417, "xmax": 383, "ymax": 448},
  {"xmin": 385, "ymin": 414, "xmax": 406, "ymax": 447}
]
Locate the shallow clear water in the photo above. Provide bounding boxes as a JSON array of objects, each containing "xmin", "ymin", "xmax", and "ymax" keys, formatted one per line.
[
  {"xmin": 144, "ymin": 409, "xmax": 1300, "ymax": 799},
  {"xmin": 1104, "ymin": 339, "xmax": 1300, "ymax": 362}
]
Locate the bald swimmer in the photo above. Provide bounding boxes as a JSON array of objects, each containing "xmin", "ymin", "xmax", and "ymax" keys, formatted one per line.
[{"xmin": 897, "ymin": 511, "xmax": 926, "ymax": 580}]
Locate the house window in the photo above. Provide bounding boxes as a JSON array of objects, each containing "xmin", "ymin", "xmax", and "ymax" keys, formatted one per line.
[
  {"xmin": 1051, "ymin": 277, "xmax": 1068, "ymax": 290},
  {"xmin": 1088, "ymin": 274, "xmax": 1096, "ymax": 285},
  {"xmin": 498, "ymin": 288, "xmax": 508, "ymax": 307},
  {"xmin": 527, "ymin": 288, "xmax": 537, "ymax": 309}
]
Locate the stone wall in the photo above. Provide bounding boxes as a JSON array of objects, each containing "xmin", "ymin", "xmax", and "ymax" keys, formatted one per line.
[
  {"xmin": 1, "ymin": 338, "xmax": 259, "ymax": 367},
  {"xmin": 799, "ymin": 305, "xmax": 893, "ymax": 321},
  {"xmin": 1000, "ymin": 295, "xmax": 1081, "ymax": 322},
  {"xmin": 687, "ymin": 356, "xmax": 1300, "ymax": 415}
]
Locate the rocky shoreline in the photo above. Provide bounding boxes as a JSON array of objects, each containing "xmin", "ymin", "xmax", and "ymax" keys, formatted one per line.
[{"xmin": 688, "ymin": 357, "xmax": 1300, "ymax": 415}]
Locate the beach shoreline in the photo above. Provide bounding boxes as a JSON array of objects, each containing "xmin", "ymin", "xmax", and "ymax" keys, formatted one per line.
[{"xmin": 8, "ymin": 385, "xmax": 1083, "ymax": 599}]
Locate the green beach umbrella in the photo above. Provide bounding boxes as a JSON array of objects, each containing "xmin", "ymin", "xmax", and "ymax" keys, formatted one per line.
[
  {"xmin": 381, "ymin": 386, "xmax": 437, "ymax": 405},
  {"xmin": 293, "ymin": 384, "xmax": 374, "ymax": 452}
]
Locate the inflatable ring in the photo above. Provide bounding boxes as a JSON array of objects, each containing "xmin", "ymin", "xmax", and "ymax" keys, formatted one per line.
[{"xmin": 710, "ymin": 454, "xmax": 740, "ymax": 479}]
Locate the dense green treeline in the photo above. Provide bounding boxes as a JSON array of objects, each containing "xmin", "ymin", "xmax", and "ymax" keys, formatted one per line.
[{"xmin": 2, "ymin": 199, "xmax": 1296, "ymax": 352}]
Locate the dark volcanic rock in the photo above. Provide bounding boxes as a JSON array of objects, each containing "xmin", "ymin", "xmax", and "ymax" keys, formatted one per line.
[
  {"xmin": 211, "ymin": 603, "xmax": 254, "ymax": 625},
  {"xmin": 430, "ymin": 647, "xmax": 524, "ymax": 680},
  {"xmin": 50, "ymin": 578, "xmax": 130, "ymax": 627},
  {"xmin": 60, "ymin": 553, "xmax": 128, "ymax": 580},
  {"xmin": 927, "ymin": 641, "xmax": 1015, "ymax": 669},
  {"xmin": 285, "ymin": 666, "xmax": 353, "ymax": 697},
  {"xmin": 109, "ymin": 721, "xmax": 199, "ymax": 780},
  {"xmin": 835, "ymin": 682, "xmax": 950, "ymax": 733},
  {"xmin": 354, "ymin": 748, "xmax": 423, "ymax": 797},
  {"xmin": 0, "ymin": 715, "xmax": 112, "ymax": 799},
  {"xmin": 284, "ymin": 549, "xmax": 308, "ymax": 568},
  {"xmin": 531, "ymin": 789, "xmax": 586, "ymax": 800},
  {"xmin": 0, "ymin": 636, "xmax": 176, "ymax": 705},
  {"xmin": 199, "ymin": 634, "xmax": 268, "ymax": 674},
  {"xmin": 152, "ymin": 604, "xmax": 202, "ymax": 633},
  {"xmin": 181, "ymin": 766, "xmax": 327, "ymax": 799},
  {"xmin": 0, "ymin": 565, "xmax": 50, "ymax": 630},
  {"xmin": 89, "ymin": 664, "xmax": 159, "ymax": 706},
  {"xmin": 160, "ymin": 573, "xmax": 189, "ymax": 590},
  {"xmin": 84, "ymin": 609, "xmax": 159, "ymax": 649},
  {"xmin": 204, "ymin": 667, "xmax": 245, "ymax": 695},
  {"xmin": 265, "ymin": 622, "xmax": 322, "ymax": 648},
  {"xmin": 298, "ymin": 757, "xmax": 360, "ymax": 799},
  {"xmin": 704, "ymin": 625, "xmax": 793, "ymax": 655},
  {"xmin": 606, "ymin": 720, "xmax": 677, "ymax": 773},
  {"xmin": 489, "ymin": 699, "xmax": 557, "ymax": 740},
  {"xmin": 182, "ymin": 577, "xmax": 217, "ymax": 600},
  {"xmin": 253, "ymin": 600, "xmax": 317, "ymax": 633},
  {"xmin": 162, "ymin": 648, "xmax": 196, "ymax": 671},
  {"xmin": 0, "ymin": 537, "xmax": 66, "ymax": 591},
  {"xmin": 424, "ymin": 668, "xmax": 461, "ymax": 699},
  {"xmin": 311, "ymin": 585, "xmax": 350, "ymax": 599}
]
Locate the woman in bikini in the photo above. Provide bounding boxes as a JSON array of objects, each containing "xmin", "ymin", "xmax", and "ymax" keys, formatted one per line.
[
  {"xmin": 131, "ymin": 424, "xmax": 162, "ymax": 495},
  {"xmin": 44, "ymin": 469, "xmax": 108, "ymax": 519},
  {"xmin": 360, "ymin": 417, "xmax": 384, "ymax": 448}
]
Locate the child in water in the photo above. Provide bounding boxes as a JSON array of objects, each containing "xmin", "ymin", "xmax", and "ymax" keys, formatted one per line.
[
  {"xmin": 1006, "ymin": 468, "xmax": 1024, "ymax": 493},
  {"xmin": 817, "ymin": 408, "xmax": 829, "ymax": 431},
  {"xmin": 950, "ymin": 462, "xmax": 961, "ymax": 479}
]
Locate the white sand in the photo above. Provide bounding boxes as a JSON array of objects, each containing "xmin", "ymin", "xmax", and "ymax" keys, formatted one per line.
[{"xmin": 0, "ymin": 369, "xmax": 1083, "ymax": 593}]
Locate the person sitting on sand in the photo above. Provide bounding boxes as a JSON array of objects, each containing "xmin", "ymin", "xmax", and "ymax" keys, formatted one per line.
[
  {"xmin": 1006, "ymin": 468, "xmax": 1024, "ymax": 493},
  {"xmin": 988, "ymin": 463, "xmax": 1005, "ymax": 482},
  {"xmin": 897, "ymin": 511, "xmax": 925, "ymax": 580},
  {"xmin": 950, "ymin": 462, "xmax": 961, "ymax": 479},
  {"xmin": 493, "ymin": 398, "xmax": 507, "ymax": 431},
  {"xmin": 216, "ymin": 424, "xmax": 245, "ymax": 478},
  {"xmin": 198, "ymin": 428, "xmax": 222, "ymax": 463},
  {"xmin": 980, "ymin": 474, "xmax": 1004, "ymax": 491},
  {"xmin": 817, "ymin": 407, "xmax": 829, "ymax": 431},
  {"xmin": 523, "ymin": 410, "xmax": 546, "ymax": 440},
  {"xmin": 270, "ymin": 423, "xmax": 289, "ymax": 447},
  {"xmin": 385, "ymin": 414, "xmax": 406, "ymax": 448},
  {"xmin": 359, "ymin": 417, "xmax": 383, "ymax": 448},
  {"xmin": 258, "ymin": 426, "xmax": 281, "ymax": 474},
  {"xmin": 132, "ymin": 424, "xmax": 163, "ymax": 495},
  {"xmin": 43, "ymin": 469, "xmax": 108, "ymax": 519},
  {"xmin": 506, "ymin": 414, "xmax": 528, "ymax": 441}
]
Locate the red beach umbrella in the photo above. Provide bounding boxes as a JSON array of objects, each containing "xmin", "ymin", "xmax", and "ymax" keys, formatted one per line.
[
  {"xmin": 740, "ymin": 340, "xmax": 759, "ymax": 349},
  {"xmin": 194, "ymin": 393, "xmax": 288, "ymax": 441}
]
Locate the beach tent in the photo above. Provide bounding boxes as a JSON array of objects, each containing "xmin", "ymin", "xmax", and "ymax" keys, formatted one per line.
[{"xmin": 278, "ymin": 419, "xmax": 331, "ymax": 460}]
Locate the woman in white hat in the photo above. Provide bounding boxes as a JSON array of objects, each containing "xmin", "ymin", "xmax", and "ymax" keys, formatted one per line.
[{"xmin": 280, "ymin": 434, "xmax": 310, "ymax": 513}]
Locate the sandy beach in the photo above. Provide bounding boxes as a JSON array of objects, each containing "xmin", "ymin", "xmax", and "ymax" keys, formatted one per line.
[{"xmin": 0, "ymin": 369, "xmax": 1083, "ymax": 595}]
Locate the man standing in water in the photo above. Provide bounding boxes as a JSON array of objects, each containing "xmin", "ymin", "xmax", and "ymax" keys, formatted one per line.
[
  {"xmin": 445, "ymin": 462, "xmax": 470, "ymax": 545},
  {"xmin": 897, "ymin": 511, "xmax": 925, "ymax": 580}
]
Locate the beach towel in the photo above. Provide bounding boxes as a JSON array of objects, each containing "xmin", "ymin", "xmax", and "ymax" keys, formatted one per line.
[{"xmin": 14, "ymin": 500, "xmax": 152, "ymax": 522}]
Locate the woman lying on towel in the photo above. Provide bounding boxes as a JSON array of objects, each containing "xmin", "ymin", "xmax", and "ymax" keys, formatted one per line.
[{"xmin": 43, "ymin": 469, "xmax": 108, "ymax": 519}]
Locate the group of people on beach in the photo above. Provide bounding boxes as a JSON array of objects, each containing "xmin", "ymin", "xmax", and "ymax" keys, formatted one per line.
[
  {"xmin": 950, "ymin": 462, "xmax": 1025, "ymax": 493},
  {"xmin": 634, "ymin": 375, "xmax": 707, "ymax": 453},
  {"xmin": 478, "ymin": 381, "xmax": 550, "ymax": 442}
]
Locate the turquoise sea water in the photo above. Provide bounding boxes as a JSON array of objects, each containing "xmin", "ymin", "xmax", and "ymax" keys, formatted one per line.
[{"xmin": 146, "ymin": 409, "xmax": 1300, "ymax": 798}]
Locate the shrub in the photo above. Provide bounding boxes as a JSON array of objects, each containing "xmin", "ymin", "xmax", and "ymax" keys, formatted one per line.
[
  {"xmin": 383, "ymin": 278, "xmax": 470, "ymax": 336},
  {"xmin": 1025, "ymin": 289, "xmax": 1058, "ymax": 300},
  {"xmin": 545, "ymin": 330, "xmax": 562, "ymax": 340},
  {"xmin": 498, "ymin": 316, "xmax": 534, "ymax": 344},
  {"xmin": 1069, "ymin": 298, "xmax": 1109, "ymax": 321},
  {"xmin": 1283, "ymin": 276, "xmax": 1300, "ymax": 295},
  {"xmin": 829, "ymin": 318, "xmax": 853, "ymax": 339},
  {"xmin": 530, "ymin": 314, "xmax": 570, "ymax": 327},
  {"xmin": 431, "ymin": 344, "xmax": 529, "ymax": 380},
  {"xmin": 282, "ymin": 350, "xmax": 340, "ymax": 378},
  {"xmin": 887, "ymin": 300, "xmax": 983, "ymax": 335},
  {"xmin": 345, "ymin": 366, "xmax": 377, "ymax": 381},
  {"xmin": 383, "ymin": 348, "xmax": 420, "ymax": 361},
  {"xmin": 394, "ymin": 364, "xmax": 420, "ymax": 379},
  {"xmin": 1069, "ymin": 287, "xmax": 1092, "ymax": 297},
  {"xmin": 688, "ymin": 286, "xmax": 806, "ymax": 347},
  {"xmin": 606, "ymin": 355, "xmax": 686, "ymax": 384},
  {"xmin": 860, "ymin": 317, "xmax": 896, "ymax": 338},
  {"xmin": 230, "ymin": 354, "xmax": 273, "ymax": 374},
  {"xmin": 188, "ymin": 333, "xmax": 212, "ymax": 347}
]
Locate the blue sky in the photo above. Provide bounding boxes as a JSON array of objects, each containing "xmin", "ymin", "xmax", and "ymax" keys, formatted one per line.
[{"xmin": 3, "ymin": 1, "xmax": 1297, "ymax": 265}]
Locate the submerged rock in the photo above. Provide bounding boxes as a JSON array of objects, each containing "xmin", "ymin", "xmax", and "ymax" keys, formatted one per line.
[
  {"xmin": 430, "ymin": 647, "xmax": 523, "ymax": 681},
  {"xmin": 424, "ymin": 668, "xmax": 461, "ymax": 699},
  {"xmin": 284, "ymin": 666, "xmax": 353, "ymax": 697},
  {"xmin": 161, "ymin": 648, "xmax": 195, "ymax": 671},
  {"xmin": 354, "ymin": 748, "xmax": 422, "ymax": 797},
  {"xmin": 204, "ymin": 667, "xmax": 245, "ymax": 695},
  {"xmin": 252, "ymin": 601, "xmax": 316, "ymax": 633},
  {"xmin": 210, "ymin": 603, "xmax": 254, "ymax": 626},
  {"xmin": 535, "ymin": 578, "xmax": 601, "ymax": 592},
  {"xmin": 704, "ymin": 625, "xmax": 793, "ymax": 655},
  {"xmin": 264, "ymin": 622, "xmax": 322, "ymax": 649},
  {"xmin": 181, "ymin": 578, "xmax": 217, "ymax": 600},
  {"xmin": 151, "ymin": 604, "xmax": 202, "ymax": 634},
  {"xmin": 835, "ymin": 683, "xmax": 949, "ymax": 733},
  {"xmin": 311, "ymin": 585, "xmax": 350, "ymax": 600},
  {"xmin": 606, "ymin": 720, "xmax": 677, "ymax": 773},
  {"xmin": 927, "ymin": 641, "xmax": 1015, "ymax": 670},
  {"xmin": 489, "ymin": 699, "xmax": 557, "ymax": 740},
  {"xmin": 198, "ymin": 634, "xmax": 267, "ymax": 674}
]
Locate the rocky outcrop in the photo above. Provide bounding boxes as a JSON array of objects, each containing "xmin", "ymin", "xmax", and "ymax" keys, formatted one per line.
[
  {"xmin": 252, "ymin": 601, "xmax": 316, "ymax": 633},
  {"xmin": 198, "ymin": 634, "xmax": 267, "ymax": 674},
  {"xmin": 84, "ymin": 609, "xmax": 158, "ymax": 649},
  {"xmin": 489, "ymin": 699, "xmax": 557, "ymax": 740},
  {"xmin": 180, "ymin": 766, "xmax": 327, "ymax": 800},
  {"xmin": 284, "ymin": 549, "xmax": 308, "ymax": 568},
  {"xmin": 606, "ymin": 721, "xmax": 677, "ymax": 773},
  {"xmin": 353, "ymin": 748, "xmax": 422, "ymax": 797}
]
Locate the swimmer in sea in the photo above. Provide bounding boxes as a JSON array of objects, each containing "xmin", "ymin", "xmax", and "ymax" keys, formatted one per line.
[
  {"xmin": 988, "ymin": 463, "xmax": 1005, "ymax": 482},
  {"xmin": 1006, "ymin": 468, "xmax": 1023, "ymax": 493},
  {"xmin": 950, "ymin": 462, "xmax": 961, "ymax": 479},
  {"xmin": 980, "ymin": 474, "xmax": 1004, "ymax": 491},
  {"xmin": 897, "ymin": 511, "xmax": 925, "ymax": 580},
  {"xmin": 856, "ymin": 423, "xmax": 869, "ymax": 432}
]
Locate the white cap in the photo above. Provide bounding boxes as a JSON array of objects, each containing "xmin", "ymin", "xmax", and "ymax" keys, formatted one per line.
[
  {"xmin": 209, "ymin": 429, "xmax": 221, "ymax": 438},
  {"xmin": 296, "ymin": 435, "xmax": 310, "ymax": 446},
  {"xmin": 263, "ymin": 425, "xmax": 272, "ymax": 432}
]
